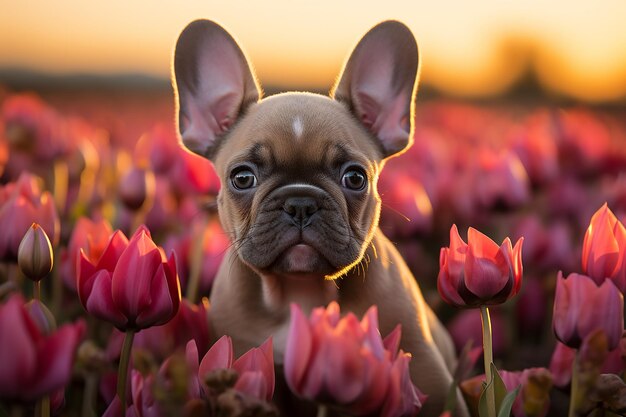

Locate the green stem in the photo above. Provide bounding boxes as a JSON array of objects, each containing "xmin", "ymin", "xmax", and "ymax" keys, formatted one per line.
[
  {"xmin": 568, "ymin": 350, "xmax": 580, "ymax": 417},
  {"xmin": 50, "ymin": 263, "xmax": 62, "ymax": 318},
  {"xmin": 185, "ymin": 216, "xmax": 208, "ymax": 303},
  {"xmin": 316, "ymin": 404, "xmax": 328, "ymax": 417},
  {"xmin": 53, "ymin": 160, "xmax": 68, "ymax": 215},
  {"xmin": 117, "ymin": 330, "xmax": 136, "ymax": 410},
  {"xmin": 39, "ymin": 396, "xmax": 50, "ymax": 417},
  {"xmin": 34, "ymin": 281, "xmax": 41, "ymax": 302},
  {"xmin": 82, "ymin": 374, "xmax": 98, "ymax": 417},
  {"xmin": 10, "ymin": 405, "xmax": 23, "ymax": 417},
  {"xmin": 480, "ymin": 306, "xmax": 496, "ymax": 417}
]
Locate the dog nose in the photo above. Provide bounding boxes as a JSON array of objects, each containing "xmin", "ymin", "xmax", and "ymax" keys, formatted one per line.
[{"xmin": 283, "ymin": 196, "xmax": 318, "ymax": 226}]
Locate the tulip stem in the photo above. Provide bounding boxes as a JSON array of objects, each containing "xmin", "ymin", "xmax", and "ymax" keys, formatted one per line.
[
  {"xmin": 186, "ymin": 216, "xmax": 208, "ymax": 303},
  {"xmin": 117, "ymin": 330, "xmax": 136, "ymax": 410},
  {"xmin": 10, "ymin": 405, "xmax": 23, "ymax": 417},
  {"xmin": 82, "ymin": 374, "xmax": 98, "ymax": 417},
  {"xmin": 35, "ymin": 396, "xmax": 50, "ymax": 417},
  {"xmin": 568, "ymin": 350, "xmax": 580, "ymax": 417},
  {"xmin": 480, "ymin": 306, "xmax": 496, "ymax": 417},
  {"xmin": 34, "ymin": 281, "xmax": 41, "ymax": 302},
  {"xmin": 316, "ymin": 404, "xmax": 328, "ymax": 417}
]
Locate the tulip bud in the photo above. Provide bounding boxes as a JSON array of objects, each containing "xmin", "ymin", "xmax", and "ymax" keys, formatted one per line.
[
  {"xmin": 119, "ymin": 166, "xmax": 155, "ymax": 211},
  {"xmin": 18, "ymin": 223, "xmax": 53, "ymax": 281}
]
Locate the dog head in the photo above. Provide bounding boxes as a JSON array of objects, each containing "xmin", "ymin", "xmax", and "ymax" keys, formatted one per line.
[{"xmin": 172, "ymin": 20, "xmax": 419, "ymax": 280}]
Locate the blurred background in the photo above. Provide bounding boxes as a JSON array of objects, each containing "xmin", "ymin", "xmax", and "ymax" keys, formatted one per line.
[{"xmin": 2, "ymin": 0, "xmax": 626, "ymax": 100}]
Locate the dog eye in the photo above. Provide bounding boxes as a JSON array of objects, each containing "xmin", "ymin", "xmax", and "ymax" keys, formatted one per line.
[
  {"xmin": 341, "ymin": 168, "xmax": 367, "ymax": 191},
  {"xmin": 231, "ymin": 169, "xmax": 258, "ymax": 190}
]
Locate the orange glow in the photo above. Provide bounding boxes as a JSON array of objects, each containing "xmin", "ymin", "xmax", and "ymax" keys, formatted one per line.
[{"xmin": 1, "ymin": 1, "xmax": 625, "ymax": 101}]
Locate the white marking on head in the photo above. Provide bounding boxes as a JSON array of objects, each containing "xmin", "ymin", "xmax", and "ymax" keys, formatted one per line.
[{"xmin": 292, "ymin": 116, "xmax": 304, "ymax": 139}]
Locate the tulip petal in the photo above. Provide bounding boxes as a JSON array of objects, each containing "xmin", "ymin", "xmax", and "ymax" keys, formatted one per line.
[
  {"xmin": 30, "ymin": 321, "xmax": 85, "ymax": 399},
  {"xmin": 361, "ymin": 305, "xmax": 385, "ymax": 360},
  {"xmin": 0, "ymin": 296, "xmax": 38, "ymax": 398},
  {"xmin": 383, "ymin": 325, "xmax": 402, "ymax": 356},
  {"xmin": 96, "ymin": 230, "xmax": 129, "ymax": 271},
  {"xmin": 135, "ymin": 264, "xmax": 176, "ymax": 329},
  {"xmin": 324, "ymin": 320, "xmax": 366, "ymax": 404},
  {"xmin": 85, "ymin": 270, "xmax": 127, "ymax": 329},
  {"xmin": 199, "ymin": 335, "xmax": 233, "ymax": 377},
  {"xmin": 583, "ymin": 204, "xmax": 620, "ymax": 282},
  {"xmin": 465, "ymin": 248, "xmax": 509, "ymax": 299},
  {"xmin": 233, "ymin": 338, "xmax": 274, "ymax": 401},
  {"xmin": 285, "ymin": 303, "xmax": 313, "ymax": 393},
  {"xmin": 579, "ymin": 279, "xmax": 624, "ymax": 350},
  {"xmin": 446, "ymin": 224, "xmax": 468, "ymax": 279},
  {"xmin": 234, "ymin": 371, "xmax": 267, "ymax": 400},
  {"xmin": 111, "ymin": 230, "xmax": 162, "ymax": 321}
]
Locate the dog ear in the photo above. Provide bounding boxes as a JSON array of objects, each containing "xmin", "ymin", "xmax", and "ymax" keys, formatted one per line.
[
  {"xmin": 331, "ymin": 21, "xmax": 419, "ymax": 158},
  {"xmin": 173, "ymin": 20, "xmax": 261, "ymax": 159}
]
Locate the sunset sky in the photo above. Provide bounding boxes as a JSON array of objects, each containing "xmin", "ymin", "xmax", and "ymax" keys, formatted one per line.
[{"xmin": 1, "ymin": 0, "xmax": 625, "ymax": 102}]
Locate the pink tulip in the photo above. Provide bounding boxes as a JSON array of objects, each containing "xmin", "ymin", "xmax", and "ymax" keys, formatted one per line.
[
  {"xmin": 582, "ymin": 203, "xmax": 626, "ymax": 293},
  {"xmin": 509, "ymin": 110, "xmax": 559, "ymax": 186},
  {"xmin": 198, "ymin": 335, "xmax": 275, "ymax": 401},
  {"xmin": 0, "ymin": 294, "xmax": 85, "ymax": 401},
  {"xmin": 131, "ymin": 341, "xmax": 202, "ymax": 417},
  {"xmin": 107, "ymin": 299, "xmax": 211, "ymax": 362},
  {"xmin": 0, "ymin": 172, "xmax": 59, "ymax": 261},
  {"xmin": 378, "ymin": 170, "xmax": 433, "ymax": 237},
  {"xmin": 438, "ymin": 224, "xmax": 524, "ymax": 308},
  {"xmin": 78, "ymin": 225, "xmax": 181, "ymax": 331},
  {"xmin": 553, "ymin": 272, "xmax": 624, "ymax": 350},
  {"xmin": 119, "ymin": 166, "xmax": 155, "ymax": 211},
  {"xmin": 60, "ymin": 217, "xmax": 114, "ymax": 291},
  {"xmin": 1, "ymin": 93, "xmax": 69, "ymax": 162},
  {"xmin": 461, "ymin": 368, "xmax": 553, "ymax": 417},
  {"xmin": 285, "ymin": 302, "xmax": 425, "ymax": 417},
  {"xmin": 474, "ymin": 148, "xmax": 531, "ymax": 210}
]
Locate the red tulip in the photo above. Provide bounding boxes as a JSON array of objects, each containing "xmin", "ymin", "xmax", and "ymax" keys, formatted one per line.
[
  {"xmin": 438, "ymin": 224, "xmax": 524, "ymax": 308},
  {"xmin": 0, "ymin": 294, "xmax": 85, "ymax": 401},
  {"xmin": 284, "ymin": 302, "xmax": 425, "ymax": 417},
  {"xmin": 198, "ymin": 335, "xmax": 275, "ymax": 401},
  {"xmin": 553, "ymin": 272, "xmax": 624, "ymax": 350},
  {"xmin": 0, "ymin": 172, "xmax": 59, "ymax": 261},
  {"xmin": 78, "ymin": 225, "xmax": 181, "ymax": 331},
  {"xmin": 582, "ymin": 203, "xmax": 626, "ymax": 293},
  {"xmin": 60, "ymin": 217, "xmax": 114, "ymax": 291}
]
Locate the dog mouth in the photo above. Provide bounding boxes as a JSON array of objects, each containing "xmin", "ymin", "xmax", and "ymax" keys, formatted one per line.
[{"xmin": 269, "ymin": 242, "xmax": 335, "ymax": 275}]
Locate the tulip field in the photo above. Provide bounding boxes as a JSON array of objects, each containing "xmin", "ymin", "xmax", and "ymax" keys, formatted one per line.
[{"xmin": 0, "ymin": 89, "xmax": 625, "ymax": 417}]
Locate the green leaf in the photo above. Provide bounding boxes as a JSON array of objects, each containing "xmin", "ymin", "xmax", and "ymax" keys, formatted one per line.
[
  {"xmin": 497, "ymin": 385, "xmax": 521, "ymax": 417},
  {"xmin": 443, "ymin": 378, "xmax": 458, "ymax": 412},
  {"xmin": 491, "ymin": 363, "xmax": 508, "ymax": 412},
  {"xmin": 478, "ymin": 380, "xmax": 491, "ymax": 417}
]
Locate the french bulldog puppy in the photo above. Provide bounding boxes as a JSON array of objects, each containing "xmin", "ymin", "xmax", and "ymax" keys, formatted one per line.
[{"xmin": 172, "ymin": 19, "xmax": 469, "ymax": 417}]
